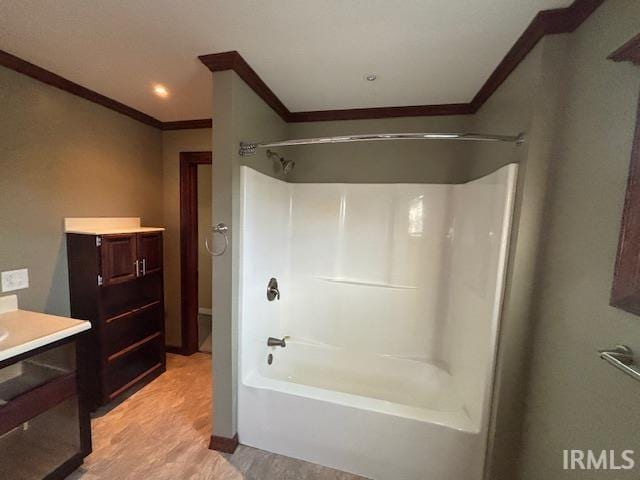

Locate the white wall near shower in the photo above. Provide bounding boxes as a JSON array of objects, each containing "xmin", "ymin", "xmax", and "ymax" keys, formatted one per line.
[
  {"xmin": 240, "ymin": 165, "xmax": 517, "ymax": 414},
  {"xmin": 288, "ymin": 183, "xmax": 452, "ymax": 361},
  {"xmin": 239, "ymin": 169, "xmax": 291, "ymax": 372},
  {"xmin": 238, "ymin": 164, "xmax": 518, "ymax": 480},
  {"xmin": 444, "ymin": 165, "xmax": 517, "ymax": 425},
  {"xmin": 240, "ymin": 168, "xmax": 456, "ymax": 365}
]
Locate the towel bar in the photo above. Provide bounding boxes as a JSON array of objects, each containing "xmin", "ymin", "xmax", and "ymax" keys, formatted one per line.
[{"xmin": 599, "ymin": 345, "xmax": 640, "ymax": 381}]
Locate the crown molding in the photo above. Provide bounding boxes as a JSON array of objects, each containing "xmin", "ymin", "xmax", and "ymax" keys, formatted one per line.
[
  {"xmin": 287, "ymin": 103, "xmax": 474, "ymax": 122},
  {"xmin": 0, "ymin": 49, "xmax": 212, "ymax": 130},
  {"xmin": 0, "ymin": 49, "xmax": 163, "ymax": 129},
  {"xmin": 198, "ymin": 51, "xmax": 290, "ymax": 121},
  {"xmin": 200, "ymin": 0, "xmax": 604, "ymax": 122},
  {"xmin": 161, "ymin": 119, "xmax": 213, "ymax": 130},
  {"xmin": 469, "ymin": 0, "xmax": 603, "ymax": 111},
  {"xmin": 1, "ymin": 0, "xmax": 603, "ymax": 129}
]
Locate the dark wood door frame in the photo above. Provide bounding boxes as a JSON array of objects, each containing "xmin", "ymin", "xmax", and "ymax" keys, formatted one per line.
[
  {"xmin": 608, "ymin": 34, "xmax": 640, "ymax": 314},
  {"xmin": 179, "ymin": 151, "xmax": 212, "ymax": 355}
]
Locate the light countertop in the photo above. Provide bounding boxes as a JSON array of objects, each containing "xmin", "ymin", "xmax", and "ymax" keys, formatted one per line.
[
  {"xmin": 0, "ymin": 296, "xmax": 91, "ymax": 362},
  {"xmin": 63, "ymin": 217, "xmax": 164, "ymax": 235},
  {"xmin": 65, "ymin": 226, "xmax": 164, "ymax": 235}
]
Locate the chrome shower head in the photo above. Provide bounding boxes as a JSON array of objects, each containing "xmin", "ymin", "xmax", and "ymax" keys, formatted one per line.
[
  {"xmin": 281, "ymin": 158, "xmax": 295, "ymax": 175},
  {"xmin": 267, "ymin": 149, "xmax": 295, "ymax": 176}
]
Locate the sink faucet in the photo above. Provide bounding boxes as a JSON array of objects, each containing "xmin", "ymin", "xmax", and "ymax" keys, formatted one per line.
[{"xmin": 267, "ymin": 336, "xmax": 288, "ymax": 347}]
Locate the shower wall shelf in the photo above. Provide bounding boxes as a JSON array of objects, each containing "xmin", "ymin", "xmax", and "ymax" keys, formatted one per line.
[
  {"xmin": 239, "ymin": 132, "xmax": 525, "ymax": 156},
  {"xmin": 317, "ymin": 277, "xmax": 417, "ymax": 290}
]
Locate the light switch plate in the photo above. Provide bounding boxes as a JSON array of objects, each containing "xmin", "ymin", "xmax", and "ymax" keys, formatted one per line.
[{"xmin": 1, "ymin": 269, "xmax": 29, "ymax": 292}]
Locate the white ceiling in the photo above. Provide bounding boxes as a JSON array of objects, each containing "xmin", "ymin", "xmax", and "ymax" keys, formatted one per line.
[{"xmin": 0, "ymin": 0, "xmax": 572, "ymax": 122}]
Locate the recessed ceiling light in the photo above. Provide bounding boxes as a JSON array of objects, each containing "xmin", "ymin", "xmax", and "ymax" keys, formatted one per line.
[
  {"xmin": 153, "ymin": 84, "xmax": 169, "ymax": 98},
  {"xmin": 365, "ymin": 74, "xmax": 377, "ymax": 82}
]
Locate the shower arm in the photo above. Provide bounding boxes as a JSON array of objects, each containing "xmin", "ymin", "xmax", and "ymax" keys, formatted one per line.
[{"xmin": 238, "ymin": 132, "xmax": 525, "ymax": 156}]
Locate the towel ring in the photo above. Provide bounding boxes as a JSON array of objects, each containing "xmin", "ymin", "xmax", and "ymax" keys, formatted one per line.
[{"xmin": 205, "ymin": 223, "xmax": 229, "ymax": 256}]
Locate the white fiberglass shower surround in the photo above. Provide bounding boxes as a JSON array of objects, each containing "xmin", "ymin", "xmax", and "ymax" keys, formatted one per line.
[{"xmin": 238, "ymin": 162, "xmax": 518, "ymax": 480}]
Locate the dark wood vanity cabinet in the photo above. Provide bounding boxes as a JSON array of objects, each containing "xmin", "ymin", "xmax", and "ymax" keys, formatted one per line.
[
  {"xmin": 0, "ymin": 335, "xmax": 92, "ymax": 480},
  {"xmin": 67, "ymin": 231, "xmax": 166, "ymax": 407}
]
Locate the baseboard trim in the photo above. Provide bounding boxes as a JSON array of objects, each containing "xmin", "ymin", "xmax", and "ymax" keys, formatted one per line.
[
  {"xmin": 165, "ymin": 345, "xmax": 186, "ymax": 355},
  {"xmin": 209, "ymin": 433, "xmax": 239, "ymax": 454},
  {"xmin": 44, "ymin": 452, "xmax": 85, "ymax": 480}
]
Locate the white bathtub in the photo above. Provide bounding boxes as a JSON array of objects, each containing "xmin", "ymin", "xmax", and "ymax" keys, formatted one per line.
[
  {"xmin": 240, "ymin": 340, "xmax": 483, "ymax": 480},
  {"xmin": 238, "ymin": 165, "xmax": 518, "ymax": 479},
  {"xmin": 252, "ymin": 340, "xmax": 474, "ymax": 430}
]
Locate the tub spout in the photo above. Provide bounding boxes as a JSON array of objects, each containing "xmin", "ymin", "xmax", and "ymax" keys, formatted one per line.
[{"xmin": 267, "ymin": 336, "xmax": 288, "ymax": 347}]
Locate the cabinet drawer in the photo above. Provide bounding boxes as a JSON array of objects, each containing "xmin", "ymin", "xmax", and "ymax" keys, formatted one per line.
[
  {"xmin": 105, "ymin": 304, "xmax": 162, "ymax": 358},
  {"xmin": 105, "ymin": 339, "xmax": 163, "ymax": 399}
]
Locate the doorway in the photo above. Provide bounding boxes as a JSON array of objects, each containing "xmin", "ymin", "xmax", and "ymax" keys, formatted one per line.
[{"xmin": 179, "ymin": 151, "xmax": 212, "ymax": 355}]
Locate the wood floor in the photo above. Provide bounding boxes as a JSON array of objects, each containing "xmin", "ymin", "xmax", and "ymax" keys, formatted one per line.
[{"xmin": 68, "ymin": 353, "xmax": 366, "ymax": 480}]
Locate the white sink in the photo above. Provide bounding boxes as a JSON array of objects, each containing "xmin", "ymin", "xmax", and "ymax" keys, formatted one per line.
[{"xmin": 0, "ymin": 327, "xmax": 8, "ymax": 343}]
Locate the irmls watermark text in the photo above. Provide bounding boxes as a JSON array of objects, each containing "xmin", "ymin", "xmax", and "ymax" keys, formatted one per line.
[{"xmin": 563, "ymin": 450, "xmax": 635, "ymax": 470}]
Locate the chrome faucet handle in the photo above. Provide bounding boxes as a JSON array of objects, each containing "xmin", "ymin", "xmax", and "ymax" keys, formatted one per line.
[
  {"xmin": 268, "ymin": 286, "xmax": 280, "ymax": 299},
  {"xmin": 267, "ymin": 336, "xmax": 287, "ymax": 347},
  {"xmin": 267, "ymin": 277, "xmax": 280, "ymax": 301}
]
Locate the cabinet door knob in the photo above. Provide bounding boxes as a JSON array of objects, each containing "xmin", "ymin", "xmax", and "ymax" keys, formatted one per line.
[
  {"xmin": 134, "ymin": 260, "xmax": 140, "ymax": 277},
  {"xmin": 142, "ymin": 258, "xmax": 147, "ymax": 276}
]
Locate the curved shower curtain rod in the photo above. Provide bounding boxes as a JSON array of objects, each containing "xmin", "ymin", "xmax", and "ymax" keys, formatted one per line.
[{"xmin": 239, "ymin": 132, "xmax": 524, "ymax": 156}]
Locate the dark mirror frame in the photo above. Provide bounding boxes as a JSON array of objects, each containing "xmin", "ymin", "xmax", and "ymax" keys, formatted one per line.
[{"xmin": 609, "ymin": 33, "xmax": 640, "ymax": 315}]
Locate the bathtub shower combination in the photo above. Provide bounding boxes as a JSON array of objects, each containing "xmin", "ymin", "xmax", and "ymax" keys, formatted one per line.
[{"xmin": 239, "ymin": 164, "xmax": 518, "ymax": 480}]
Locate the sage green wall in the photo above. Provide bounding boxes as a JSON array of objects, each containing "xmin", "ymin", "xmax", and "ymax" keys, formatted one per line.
[
  {"xmin": 466, "ymin": 34, "xmax": 566, "ymax": 480},
  {"xmin": 211, "ymin": 70, "xmax": 288, "ymax": 438},
  {"xmin": 470, "ymin": 1, "xmax": 640, "ymax": 478},
  {"xmin": 0, "ymin": 64, "xmax": 211, "ymax": 351},
  {"xmin": 518, "ymin": 2, "xmax": 640, "ymax": 478},
  {"xmin": 0, "ymin": 65, "xmax": 162, "ymax": 317},
  {"xmin": 286, "ymin": 116, "xmax": 473, "ymax": 183},
  {"xmin": 161, "ymin": 129, "xmax": 212, "ymax": 347}
]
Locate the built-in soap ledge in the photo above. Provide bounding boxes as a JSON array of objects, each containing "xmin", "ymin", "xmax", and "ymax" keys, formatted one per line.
[
  {"xmin": 0, "ymin": 295, "xmax": 91, "ymax": 362},
  {"xmin": 317, "ymin": 277, "xmax": 417, "ymax": 290},
  {"xmin": 64, "ymin": 217, "xmax": 164, "ymax": 235}
]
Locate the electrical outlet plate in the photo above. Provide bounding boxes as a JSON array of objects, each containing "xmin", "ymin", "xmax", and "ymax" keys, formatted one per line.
[
  {"xmin": 0, "ymin": 294, "xmax": 18, "ymax": 314},
  {"xmin": 1, "ymin": 269, "xmax": 29, "ymax": 292}
]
